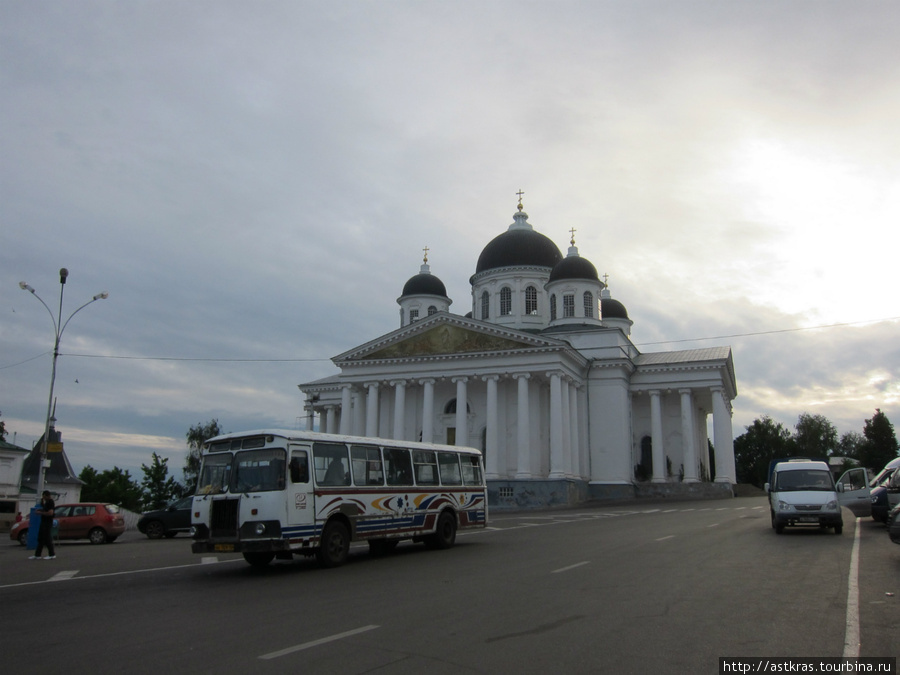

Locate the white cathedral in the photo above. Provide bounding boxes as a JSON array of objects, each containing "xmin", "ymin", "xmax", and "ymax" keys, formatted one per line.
[{"xmin": 299, "ymin": 198, "xmax": 737, "ymax": 508}]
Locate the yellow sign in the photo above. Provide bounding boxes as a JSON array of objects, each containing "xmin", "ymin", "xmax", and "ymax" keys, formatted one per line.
[{"xmin": 47, "ymin": 442, "xmax": 63, "ymax": 453}]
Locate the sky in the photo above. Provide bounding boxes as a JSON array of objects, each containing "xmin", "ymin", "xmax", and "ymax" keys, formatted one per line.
[{"xmin": 2, "ymin": 1, "xmax": 899, "ymax": 483}]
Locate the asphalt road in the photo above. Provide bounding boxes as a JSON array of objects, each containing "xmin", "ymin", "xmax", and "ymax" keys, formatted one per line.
[{"xmin": 2, "ymin": 496, "xmax": 897, "ymax": 674}]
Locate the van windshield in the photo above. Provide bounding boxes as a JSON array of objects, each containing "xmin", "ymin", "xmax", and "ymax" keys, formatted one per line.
[{"xmin": 774, "ymin": 469, "xmax": 834, "ymax": 491}]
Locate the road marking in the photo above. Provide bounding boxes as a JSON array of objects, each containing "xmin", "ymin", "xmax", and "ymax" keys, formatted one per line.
[
  {"xmin": 707, "ymin": 523, "xmax": 719, "ymax": 528},
  {"xmin": 49, "ymin": 571, "xmax": 78, "ymax": 581},
  {"xmin": 655, "ymin": 535, "xmax": 675, "ymax": 542},
  {"xmin": 201, "ymin": 556, "xmax": 218, "ymax": 564},
  {"xmin": 259, "ymin": 624, "xmax": 380, "ymax": 660},
  {"xmin": 843, "ymin": 518, "xmax": 861, "ymax": 658},
  {"xmin": 551, "ymin": 561, "xmax": 590, "ymax": 574}
]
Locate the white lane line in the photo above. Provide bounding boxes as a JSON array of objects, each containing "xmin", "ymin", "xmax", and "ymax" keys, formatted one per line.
[
  {"xmin": 707, "ymin": 523, "xmax": 719, "ymax": 528},
  {"xmin": 551, "ymin": 561, "xmax": 590, "ymax": 574},
  {"xmin": 843, "ymin": 518, "xmax": 861, "ymax": 658},
  {"xmin": 49, "ymin": 570, "xmax": 78, "ymax": 581},
  {"xmin": 259, "ymin": 624, "xmax": 380, "ymax": 660},
  {"xmin": 656, "ymin": 535, "xmax": 675, "ymax": 542},
  {"xmin": 201, "ymin": 556, "xmax": 218, "ymax": 564}
]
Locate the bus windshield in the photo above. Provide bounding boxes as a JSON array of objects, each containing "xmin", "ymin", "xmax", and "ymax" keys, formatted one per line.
[
  {"xmin": 197, "ymin": 453, "xmax": 233, "ymax": 494},
  {"xmin": 231, "ymin": 448, "xmax": 286, "ymax": 493}
]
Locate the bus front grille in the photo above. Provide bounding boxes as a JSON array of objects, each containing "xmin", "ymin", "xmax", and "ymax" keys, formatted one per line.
[{"xmin": 211, "ymin": 499, "xmax": 239, "ymax": 537}]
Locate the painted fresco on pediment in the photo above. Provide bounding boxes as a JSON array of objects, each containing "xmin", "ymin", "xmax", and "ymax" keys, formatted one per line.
[{"xmin": 362, "ymin": 325, "xmax": 533, "ymax": 360}]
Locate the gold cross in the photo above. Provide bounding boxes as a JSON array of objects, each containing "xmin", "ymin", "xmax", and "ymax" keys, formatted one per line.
[
  {"xmin": 423, "ymin": 245, "xmax": 429, "ymax": 263},
  {"xmin": 569, "ymin": 227, "xmax": 577, "ymax": 246},
  {"xmin": 516, "ymin": 189, "xmax": 524, "ymax": 208}
]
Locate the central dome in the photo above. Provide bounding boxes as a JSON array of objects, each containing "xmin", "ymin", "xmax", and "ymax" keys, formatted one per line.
[
  {"xmin": 402, "ymin": 273, "xmax": 447, "ymax": 297},
  {"xmin": 475, "ymin": 208, "xmax": 562, "ymax": 275}
]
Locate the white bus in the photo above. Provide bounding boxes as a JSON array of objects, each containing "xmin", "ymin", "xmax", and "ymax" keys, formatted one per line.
[{"xmin": 190, "ymin": 430, "xmax": 488, "ymax": 567}]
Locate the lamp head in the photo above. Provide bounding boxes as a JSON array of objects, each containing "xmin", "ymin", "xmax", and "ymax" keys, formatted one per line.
[
  {"xmin": 59, "ymin": 268, "xmax": 69, "ymax": 284},
  {"xmin": 93, "ymin": 292, "xmax": 109, "ymax": 301},
  {"xmin": 19, "ymin": 281, "xmax": 35, "ymax": 293}
]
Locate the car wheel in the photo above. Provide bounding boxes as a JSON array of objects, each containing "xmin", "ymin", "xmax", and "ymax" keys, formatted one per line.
[
  {"xmin": 316, "ymin": 521, "xmax": 350, "ymax": 568},
  {"xmin": 426, "ymin": 511, "xmax": 457, "ymax": 550},
  {"xmin": 88, "ymin": 527, "xmax": 108, "ymax": 545},
  {"xmin": 242, "ymin": 552, "xmax": 275, "ymax": 567},
  {"xmin": 775, "ymin": 523, "xmax": 785, "ymax": 534},
  {"xmin": 144, "ymin": 521, "xmax": 165, "ymax": 539},
  {"xmin": 17, "ymin": 529, "xmax": 28, "ymax": 546},
  {"xmin": 834, "ymin": 524, "xmax": 843, "ymax": 535}
]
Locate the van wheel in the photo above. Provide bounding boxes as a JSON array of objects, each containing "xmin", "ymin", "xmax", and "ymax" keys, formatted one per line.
[{"xmin": 317, "ymin": 521, "xmax": 350, "ymax": 568}]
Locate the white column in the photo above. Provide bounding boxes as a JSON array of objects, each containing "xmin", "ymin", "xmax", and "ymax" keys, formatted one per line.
[
  {"xmin": 514, "ymin": 373, "xmax": 531, "ymax": 478},
  {"xmin": 325, "ymin": 406, "xmax": 337, "ymax": 434},
  {"xmin": 549, "ymin": 372, "xmax": 564, "ymax": 479},
  {"xmin": 453, "ymin": 376, "xmax": 468, "ymax": 446},
  {"xmin": 391, "ymin": 380, "xmax": 406, "ymax": 441},
  {"xmin": 420, "ymin": 378, "xmax": 435, "ymax": 443},
  {"xmin": 649, "ymin": 390, "xmax": 666, "ymax": 483},
  {"xmin": 567, "ymin": 381, "xmax": 579, "ymax": 477},
  {"xmin": 712, "ymin": 387, "xmax": 736, "ymax": 484},
  {"xmin": 680, "ymin": 388, "xmax": 698, "ymax": 482},
  {"xmin": 339, "ymin": 385, "xmax": 352, "ymax": 435},
  {"xmin": 483, "ymin": 374, "xmax": 500, "ymax": 479},
  {"xmin": 306, "ymin": 395, "xmax": 316, "ymax": 431},
  {"xmin": 365, "ymin": 382, "xmax": 379, "ymax": 438}
]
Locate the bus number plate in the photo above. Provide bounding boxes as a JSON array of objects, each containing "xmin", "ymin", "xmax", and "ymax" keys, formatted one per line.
[{"xmin": 214, "ymin": 544, "xmax": 235, "ymax": 552}]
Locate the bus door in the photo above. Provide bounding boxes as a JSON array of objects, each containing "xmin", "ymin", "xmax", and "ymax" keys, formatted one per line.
[{"xmin": 285, "ymin": 445, "xmax": 315, "ymax": 541}]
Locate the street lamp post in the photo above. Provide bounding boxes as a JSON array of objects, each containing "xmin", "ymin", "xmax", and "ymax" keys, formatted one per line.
[{"xmin": 19, "ymin": 268, "xmax": 108, "ymax": 502}]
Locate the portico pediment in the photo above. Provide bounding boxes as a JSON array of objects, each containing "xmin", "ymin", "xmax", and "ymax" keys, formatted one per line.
[
  {"xmin": 365, "ymin": 324, "xmax": 535, "ymax": 359},
  {"xmin": 334, "ymin": 314, "xmax": 560, "ymax": 364}
]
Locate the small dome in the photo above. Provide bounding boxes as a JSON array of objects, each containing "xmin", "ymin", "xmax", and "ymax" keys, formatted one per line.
[
  {"xmin": 475, "ymin": 207, "xmax": 562, "ymax": 274},
  {"xmin": 548, "ymin": 255, "xmax": 599, "ymax": 283},
  {"xmin": 601, "ymin": 297, "xmax": 629, "ymax": 320},
  {"xmin": 402, "ymin": 273, "xmax": 447, "ymax": 298}
]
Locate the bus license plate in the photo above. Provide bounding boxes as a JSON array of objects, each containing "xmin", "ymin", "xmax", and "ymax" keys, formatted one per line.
[{"xmin": 214, "ymin": 544, "xmax": 234, "ymax": 552}]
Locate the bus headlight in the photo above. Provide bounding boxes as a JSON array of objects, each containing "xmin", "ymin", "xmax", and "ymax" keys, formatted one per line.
[{"xmin": 255, "ymin": 523, "xmax": 267, "ymax": 535}]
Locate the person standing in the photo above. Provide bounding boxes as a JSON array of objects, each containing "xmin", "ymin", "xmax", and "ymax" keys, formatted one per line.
[{"xmin": 30, "ymin": 491, "xmax": 56, "ymax": 560}]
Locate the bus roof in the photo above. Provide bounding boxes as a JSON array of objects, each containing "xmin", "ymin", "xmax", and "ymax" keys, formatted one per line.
[{"xmin": 204, "ymin": 429, "xmax": 484, "ymax": 457}]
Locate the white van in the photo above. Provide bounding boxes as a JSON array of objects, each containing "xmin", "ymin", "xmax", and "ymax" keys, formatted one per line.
[{"xmin": 765, "ymin": 460, "xmax": 870, "ymax": 535}]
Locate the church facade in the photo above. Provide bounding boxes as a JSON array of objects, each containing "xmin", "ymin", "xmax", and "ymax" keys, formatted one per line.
[{"xmin": 299, "ymin": 200, "xmax": 737, "ymax": 508}]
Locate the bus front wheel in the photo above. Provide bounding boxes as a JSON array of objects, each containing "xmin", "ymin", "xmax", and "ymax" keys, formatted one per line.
[
  {"xmin": 426, "ymin": 511, "xmax": 457, "ymax": 550},
  {"xmin": 243, "ymin": 552, "xmax": 275, "ymax": 567},
  {"xmin": 317, "ymin": 521, "xmax": 350, "ymax": 568}
]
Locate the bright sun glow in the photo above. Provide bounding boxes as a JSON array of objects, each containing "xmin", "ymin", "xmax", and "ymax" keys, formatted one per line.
[{"xmin": 729, "ymin": 139, "xmax": 900, "ymax": 325}]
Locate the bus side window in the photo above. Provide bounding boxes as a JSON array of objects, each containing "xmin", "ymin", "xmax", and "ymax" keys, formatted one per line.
[
  {"xmin": 438, "ymin": 452, "xmax": 462, "ymax": 486},
  {"xmin": 412, "ymin": 450, "xmax": 438, "ymax": 485},
  {"xmin": 351, "ymin": 444, "xmax": 383, "ymax": 486},
  {"xmin": 314, "ymin": 442, "xmax": 350, "ymax": 486},
  {"xmin": 290, "ymin": 451, "xmax": 309, "ymax": 484},
  {"xmin": 384, "ymin": 448, "xmax": 413, "ymax": 486},
  {"xmin": 462, "ymin": 456, "xmax": 483, "ymax": 486}
]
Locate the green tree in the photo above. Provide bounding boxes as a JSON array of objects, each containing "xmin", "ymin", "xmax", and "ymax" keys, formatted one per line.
[
  {"xmin": 793, "ymin": 413, "xmax": 838, "ymax": 458},
  {"xmin": 141, "ymin": 452, "xmax": 182, "ymax": 511},
  {"xmin": 859, "ymin": 408, "xmax": 900, "ymax": 470},
  {"xmin": 184, "ymin": 419, "xmax": 221, "ymax": 492},
  {"xmin": 79, "ymin": 465, "xmax": 143, "ymax": 511},
  {"xmin": 733, "ymin": 416, "xmax": 794, "ymax": 488},
  {"xmin": 837, "ymin": 431, "xmax": 865, "ymax": 460},
  {"xmin": 0, "ymin": 410, "xmax": 7, "ymax": 440}
]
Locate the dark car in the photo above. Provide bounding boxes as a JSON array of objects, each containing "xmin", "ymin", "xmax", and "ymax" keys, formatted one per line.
[
  {"xmin": 10, "ymin": 503, "xmax": 126, "ymax": 545},
  {"xmin": 888, "ymin": 503, "xmax": 900, "ymax": 545},
  {"xmin": 871, "ymin": 486, "xmax": 890, "ymax": 524},
  {"xmin": 137, "ymin": 495, "xmax": 193, "ymax": 539}
]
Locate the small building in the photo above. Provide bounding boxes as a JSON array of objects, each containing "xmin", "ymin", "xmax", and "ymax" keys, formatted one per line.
[
  {"xmin": 299, "ymin": 198, "xmax": 737, "ymax": 508},
  {"xmin": 20, "ymin": 424, "xmax": 84, "ymax": 509},
  {"xmin": 0, "ymin": 438, "xmax": 29, "ymax": 531}
]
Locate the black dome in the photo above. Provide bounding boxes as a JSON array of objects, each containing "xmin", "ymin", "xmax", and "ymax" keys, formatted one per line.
[
  {"xmin": 548, "ymin": 255, "xmax": 599, "ymax": 283},
  {"xmin": 475, "ymin": 229, "xmax": 562, "ymax": 274},
  {"xmin": 601, "ymin": 297, "xmax": 629, "ymax": 320},
  {"xmin": 402, "ymin": 273, "xmax": 447, "ymax": 298}
]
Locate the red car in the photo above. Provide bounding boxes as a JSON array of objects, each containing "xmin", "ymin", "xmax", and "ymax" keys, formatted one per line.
[{"xmin": 10, "ymin": 503, "xmax": 126, "ymax": 545}]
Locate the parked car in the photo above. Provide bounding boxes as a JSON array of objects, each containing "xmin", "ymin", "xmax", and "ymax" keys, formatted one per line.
[
  {"xmin": 888, "ymin": 503, "xmax": 900, "ymax": 545},
  {"xmin": 137, "ymin": 495, "xmax": 193, "ymax": 539},
  {"xmin": 10, "ymin": 503, "xmax": 126, "ymax": 545},
  {"xmin": 871, "ymin": 486, "xmax": 890, "ymax": 524}
]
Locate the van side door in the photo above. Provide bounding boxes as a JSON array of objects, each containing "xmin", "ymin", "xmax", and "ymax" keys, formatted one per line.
[
  {"xmin": 285, "ymin": 445, "xmax": 315, "ymax": 538},
  {"xmin": 837, "ymin": 467, "xmax": 871, "ymax": 517}
]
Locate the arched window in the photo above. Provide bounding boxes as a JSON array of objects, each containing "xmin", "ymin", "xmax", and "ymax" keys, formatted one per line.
[
  {"xmin": 563, "ymin": 294, "xmax": 575, "ymax": 318},
  {"xmin": 550, "ymin": 294, "xmax": 557, "ymax": 321},
  {"xmin": 481, "ymin": 291, "xmax": 490, "ymax": 320},
  {"xmin": 428, "ymin": 305, "xmax": 438, "ymax": 316},
  {"xmin": 443, "ymin": 398, "xmax": 471, "ymax": 414},
  {"xmin": 583, "ymin": 291, "xmax": 594, "ymax": 318},
  {"xmin": 525, "ymin": 285, "xmax": 538, "ymax": 315},
  {"xmin": 500, "ymin": 287, "xmax": 512, "ymax": 316}
]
